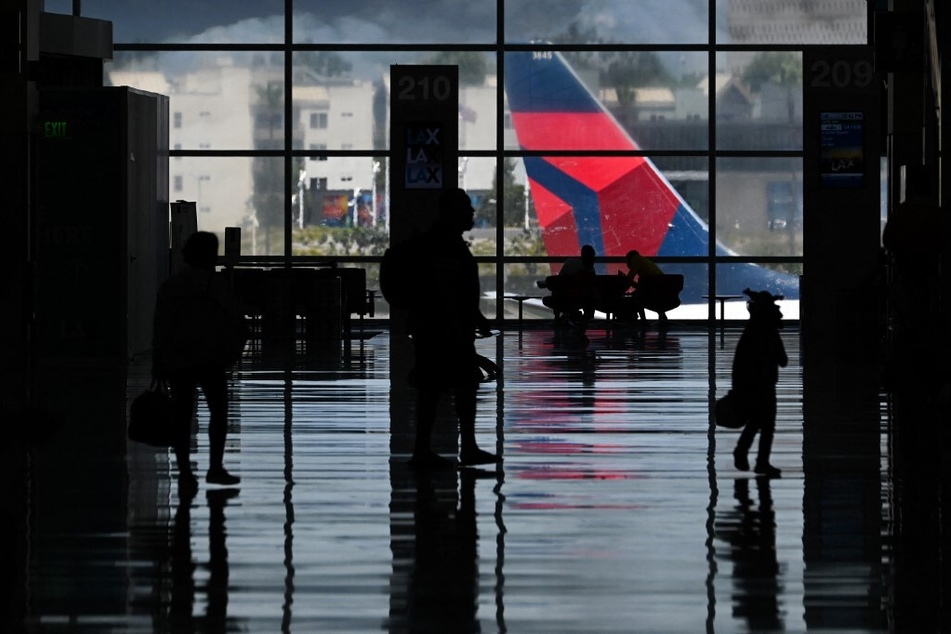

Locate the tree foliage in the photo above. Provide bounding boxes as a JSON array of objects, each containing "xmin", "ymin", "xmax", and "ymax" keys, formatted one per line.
[
  {"xmin": 741, "ymin": 51, "xmax": 802, "ymax": 92},
  {"xmin": 605, "ymin": 51, "xmax": 672, "ymax": 107},
  {"xmin": 475, "ymin": 158, "xmax": 527, "ymax": 228},
  {"xmin": 297, "ymin": 51, "xmax": 353, "ymax": 78},
  {"xmin": 555, "ymin": 22, "xmax": 670, "ymax": 105},
  {"xmin": 422, "ymin": 51, "xmax": 487, "ymax": 85}
]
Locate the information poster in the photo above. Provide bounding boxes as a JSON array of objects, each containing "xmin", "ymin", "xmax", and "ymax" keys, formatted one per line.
[{"xmin": 819, "ymin": 111, "xmax": 865, "ymax": 189}]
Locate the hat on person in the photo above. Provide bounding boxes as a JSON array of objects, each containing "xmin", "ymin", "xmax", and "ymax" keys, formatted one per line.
[{"xmin": 743, "ymin": 288, "xmax": 783, "ymax": 319}]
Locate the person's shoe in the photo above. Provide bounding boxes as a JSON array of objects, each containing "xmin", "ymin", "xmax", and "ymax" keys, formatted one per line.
[
  {"xmin": 459, "ymin": 448, "xmax": 500, "ymax": 467},
  {"xmin": 206, "ymin": 468, "xmax": 241, "ymax": 486},
  {"xmin": 407, "ymin": 451, "xmax": 456, "ymax": 471},
  {"xmin": 733, "ymin": 448, "xmax": 750, "ymax": 472},
  {"xmin": 754, "ymin": 463, "xmax": 782, "ymax": 478},
  {"xmin": 179, "ymin": 471, "xmax": 198, "ymax": 497}
]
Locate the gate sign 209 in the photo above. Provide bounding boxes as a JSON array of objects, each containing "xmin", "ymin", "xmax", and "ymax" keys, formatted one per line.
[{"xmin": 404, "ymin": 122, "xmax": 443, "ymax": 189}]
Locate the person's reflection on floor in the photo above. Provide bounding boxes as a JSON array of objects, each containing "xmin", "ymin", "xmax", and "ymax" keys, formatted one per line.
[
  {"xmin": 406, "ymin": 467, "xmax": 482, "ymax": 632},
  {"xmin": 164, "ymin": 487, "xmax": 240, "ymax": 633},
  {"xmin": 716, "ymin": 477, "xmax": 783, "ymax": 632},
  {"xmin": 205, "ymin": 488, "xmax": 240, "ymax": 631},
  {"xmin": 168, "ymin": 493, "xmax": 196, "ymax": 633}
]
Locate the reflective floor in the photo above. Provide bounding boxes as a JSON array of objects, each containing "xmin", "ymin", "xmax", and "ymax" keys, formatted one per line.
[{"xmin": 7, "ymin": 322, "xmax": 949, "ymax": 632}]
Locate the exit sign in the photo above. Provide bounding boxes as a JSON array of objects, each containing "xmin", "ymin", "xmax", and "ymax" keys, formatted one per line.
[{"xmin": 39, "ymin": 121, "xmax": 69, "ymax": 139}]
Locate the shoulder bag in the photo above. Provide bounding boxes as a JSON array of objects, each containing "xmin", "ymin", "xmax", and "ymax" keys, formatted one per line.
[{"xmin": 128, "ymin": 379, "xmax": 176, "ymax": 447}]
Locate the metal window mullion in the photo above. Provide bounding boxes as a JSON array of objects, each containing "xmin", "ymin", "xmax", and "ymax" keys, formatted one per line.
[
  {"xmin": 283, "ymin": 0, "xmax": 293, "ymax": 266},
  {"xmin": 707, "ymin": 4, "xmax": 717, "ymax": 323},
  {"xmin": 494, "ymin": 8, "xmax": 505, "ymax": 319}
]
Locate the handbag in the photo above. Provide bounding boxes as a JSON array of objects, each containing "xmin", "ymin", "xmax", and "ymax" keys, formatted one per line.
[
  {"xmin": 128, "ymin": 379, "xmax": 176, "ymax": 447},
  {"xmin": 715, "ymin": 390, "xmax": 746, "ymax": 429}
]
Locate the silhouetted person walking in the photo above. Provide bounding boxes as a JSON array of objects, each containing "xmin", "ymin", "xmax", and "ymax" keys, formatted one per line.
[
  {"xmin": 153, "ymin": 231, "xmax": 248, "ymax": 494},
  {"xmin": 407, "ymin": 188, "xmax": 499, "ymax": 469},
  {"xmin": 731, "ymin": 289, "xmax": 787, "ymax": 478}
]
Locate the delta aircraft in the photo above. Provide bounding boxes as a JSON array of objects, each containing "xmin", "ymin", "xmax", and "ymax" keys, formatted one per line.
[{"xmin": 503, "ymin": 50, "xmax": 800, "ymax": 319}]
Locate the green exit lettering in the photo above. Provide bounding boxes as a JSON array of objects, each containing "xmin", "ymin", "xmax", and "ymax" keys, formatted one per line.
[{"xmin": 42, "ymin": 121, "xmax": 68, "ymax": 138}]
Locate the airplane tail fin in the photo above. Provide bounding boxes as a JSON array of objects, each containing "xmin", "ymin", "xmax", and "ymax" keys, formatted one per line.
[{"xmin": 504, "ymin": 49, "xmax": 799, "ymax": 301}]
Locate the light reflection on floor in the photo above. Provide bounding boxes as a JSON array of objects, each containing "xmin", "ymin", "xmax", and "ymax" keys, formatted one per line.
[{"xmin": 14, "ymin": 323, "xmax": 898, "ymax": 632}]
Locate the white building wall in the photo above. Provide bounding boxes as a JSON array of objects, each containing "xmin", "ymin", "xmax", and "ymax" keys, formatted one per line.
[
  {"xmin": 302, "ymin": 81, "xmax": 376, "ymax": 192},
  {"xmin": 168, "ymin": 62, "xmax": 254, "ymax": 236},
  {"xmin": 458, "ymin": 83, "xmax": 499, "ymax": 192}
]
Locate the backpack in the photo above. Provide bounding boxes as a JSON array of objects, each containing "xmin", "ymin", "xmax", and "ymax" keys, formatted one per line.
[{"xmin": 380, "ymin": 237, "xmax": 424, "ymax": 309}]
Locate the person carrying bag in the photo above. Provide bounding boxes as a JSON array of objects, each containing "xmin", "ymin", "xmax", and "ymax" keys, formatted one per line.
[
  {"xmin": 152, "ymin": 231, "xmax": 249, "ymax": 496},
  {"xmin": 727, "ymin": 288, "xmax": 788, "ymax": 478}
]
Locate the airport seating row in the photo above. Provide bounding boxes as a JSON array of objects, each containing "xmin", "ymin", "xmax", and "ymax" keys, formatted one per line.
[
  {"xmin": 226, "ymin": 265, "xmax": 374, "ymax": 351},
  {"xmin": 540, "ymin": 273, "xmax": 683, "ymax": 321}
]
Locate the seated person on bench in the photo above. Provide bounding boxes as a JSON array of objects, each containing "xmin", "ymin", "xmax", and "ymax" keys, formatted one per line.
[
  {"xmin": 623, "ymin": 249, "xmax": 668, "ymax": 321},
  {"xmin": 539, "ymin": 244, "xmax": 599, "ymax": 324}
]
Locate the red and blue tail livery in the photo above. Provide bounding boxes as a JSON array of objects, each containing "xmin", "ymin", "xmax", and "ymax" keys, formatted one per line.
[{"xmin": 504, "ymin": 50, "xmax": 799, "ymax": 303}]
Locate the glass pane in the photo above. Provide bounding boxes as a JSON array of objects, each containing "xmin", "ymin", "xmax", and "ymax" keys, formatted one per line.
[
  {"xmin": 292, "ymin": 54, "xmax": 377, "ymax": 152},
  {"xmin": 94, "ymin": 0, "xmax": 284, "ymax": 44},
  {"xmin": 295, "ymin": 156, "xmax": 382, "ymax": 228},
  {"xmin": 248, "ymin": 155, "xmax": 286, "ymax": 257},
  {"xmin": 170, "ymin": 156, "xmax": 285, "ymax": 257},
  {"xmin": 478, "ymin": 264, "xmax": 498, "ymax": 319},
  {"xmin": 716, "ymin": 0, "xmax": 867, "ymax": 45},
  {"xmin": 716, "ymin": 157, "xmax": 803, "ymax": 258},
  {"xmin": 716, "ymin": 51, "xmax": 802, "ymax": 151},
  {"xmin": 293, "ymin": 1, "xmax": 496, "ymax": 44},
  {"xmin": 506, "ymin": 0, "xmax": 709, "ymax": 44},
  {"xmin": 459, "ymin": 79, "xmax": 499, "ymax": 152},
  {"xmin": 107, "ymin": 52, "xmax": 286, "ymax": 152},
  {"xmin": 655, "ymin": 262, "xmax": 708, "ymax": 319},
  {"xmin": 508, "ymin": 155, "xmax": 709, "ymax": 260},
  {"xmin": 715, "ymin": 265, "xmax": 800, "ymax": 320},
  {"xmin": 291, "ymin": 157, "xmax": 388, "ymax": 258},
  {"xmin": 502, "ymin": 263, "xmax": 549, "ymax": 308},
  {"xmin": 504, "ymin": 50, "xmax": 709, "ymax": 152},
  {"xmin": 463, "ymin": 156, "xmax": 501, "ymax": 229}
]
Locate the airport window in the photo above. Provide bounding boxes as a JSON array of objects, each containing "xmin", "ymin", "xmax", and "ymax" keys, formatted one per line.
[{"xmin": 106, "ymin": 0, "xmax": 868, "ymax": 320}]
